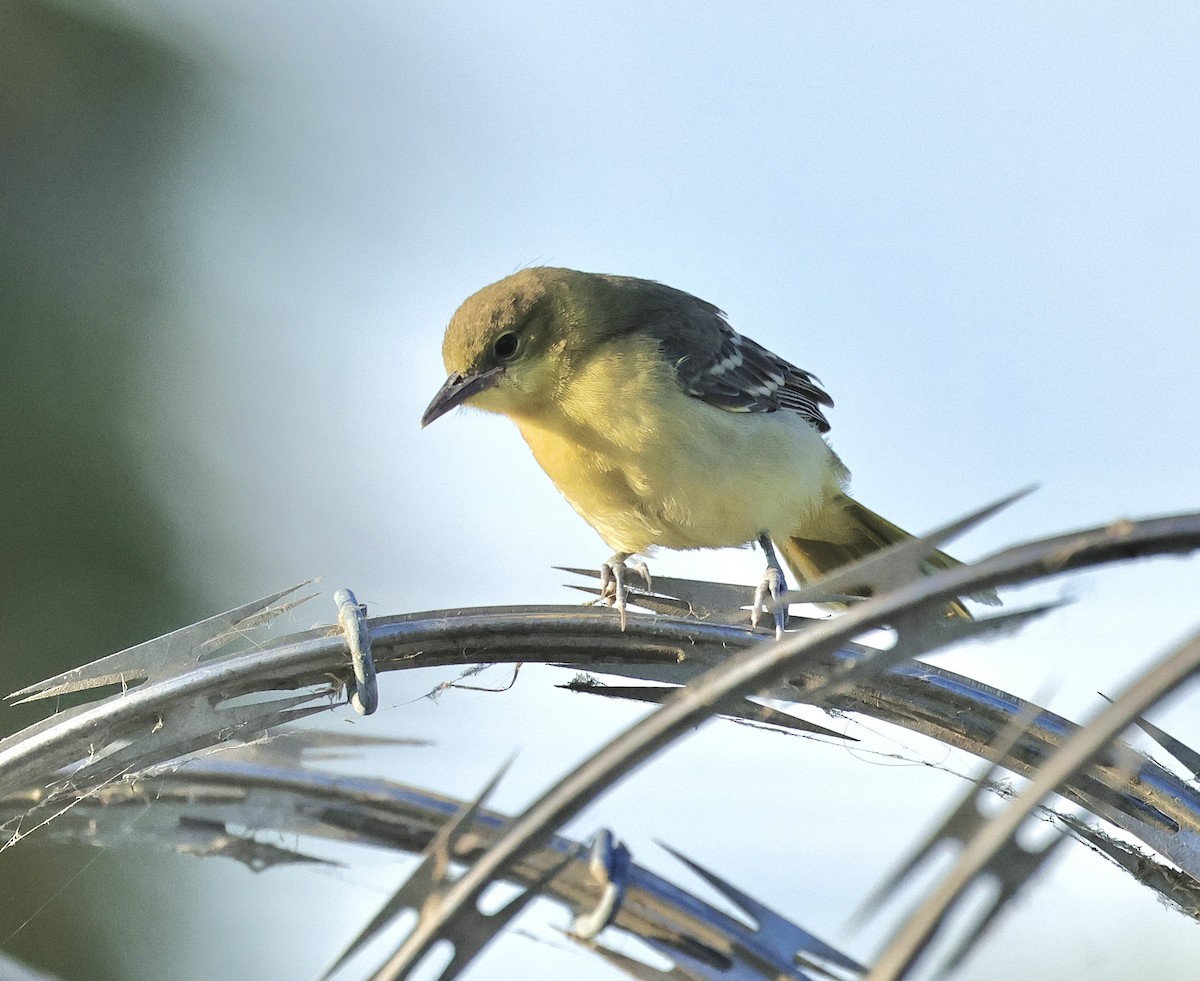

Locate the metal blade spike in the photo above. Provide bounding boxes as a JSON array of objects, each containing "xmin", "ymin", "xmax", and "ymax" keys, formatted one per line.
[
  {"xmin": 830, "ymin": 603, "xmax": 1058, "ymax": 712},
  {"xmin": 870, "ymin": 628, "xmax": 1200, "ymax": 980},
  {"xmin": 781, "ymin": 487, "xmax": 1035, "ymax": 607},
  {"xmin": 1099, "ymin": 692, "xmax": 1200, "ymax": 781},
  {"xmin": 320, "ymin": 870, "xmax": 429, "ymax": 980},
  {"xmin": 563, "ymin": 584, "xmax": 697, "ymax": 619},
  {"xmin": 53, "ymin": 692, "xmax": 332, "ymax": 796},
  {"xmin": 562, "ymin": 567, "xmax": 859, "ymax": 625},
  {"xmin": 174, "ymin": 822, "xmax": 334, "ymax": 871},
  {"xmin": 659, "ymin": 844, "xmax": 865, "ymax": 976},
  {"xmin": 644, "ymin": 936, "xmax": 810, "ymax": 981},
  {"xmin": 1059, "ymin": 814, "xmax": 1200, "ymax": 918},
  {"xmin": 859, "ymin": 790, "xmax": 989, "ymax": 919},
  {"xmin": 195, "ymin": 593, "xmax": 320, "ymax": 660},
  {"xmin": 428, "ymin": 845, "xmax": 582, "ymax": 981},
  {"xmin": 935, "ymin": 830, "xmax": 1069, "ymax": 979},
  {"xmin": 569, "ymin": 936, "xmax": 694, "ymax": 980},
  {"xmin": 862, "ymin": 700, "xmax": 1046, "ymax": 916},
  {"xmin": 1068, "ymin": 776, "xmax": 1177, "ymax": 834},
  {"xmin": 559, "ymin": 567, "xmax": 757, "ymax": 619},
  {"xmin": 814, "ymin": 605, "xmax": 985, "ymax": 703},
  {"xmin": 322, "ymin": 760, "xmax": 514, "ymax": 980},
  {"xmin": 7, "ymin": 581, "xmax": 316, "ymax": 703},
  {"xmin": 232, "ymin": 730, "xmax": 429, "ymax": 765},
  {"xmin": 876, "ymin": 603, "xmax": 1052, "ymax": 665}
]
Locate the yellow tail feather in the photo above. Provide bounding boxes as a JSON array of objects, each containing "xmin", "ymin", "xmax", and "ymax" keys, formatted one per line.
[{"xmin": 776, "ymin": 496, "xmax": 997, "ymax": 619}]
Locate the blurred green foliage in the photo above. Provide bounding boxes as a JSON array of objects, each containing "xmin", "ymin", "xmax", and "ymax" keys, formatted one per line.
[{"xmin": 1, "ymin": 2, "xmax": 206, "ymax": 977}]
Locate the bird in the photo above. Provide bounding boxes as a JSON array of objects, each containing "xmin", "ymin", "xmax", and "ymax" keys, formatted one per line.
[{"xmin": 422, "ymin": 267, "xmax": 984, "ymax": 636}]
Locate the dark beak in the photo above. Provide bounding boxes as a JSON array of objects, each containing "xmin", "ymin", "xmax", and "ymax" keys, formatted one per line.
[{"xmin": 420, "ymin": 367, "xmax": 502, "ymax": 427}]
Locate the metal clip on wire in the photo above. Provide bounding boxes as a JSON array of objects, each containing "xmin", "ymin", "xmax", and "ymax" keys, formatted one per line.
[
  {"xmin": 335, "ymin": 588, "xmax": 377, "ymax": 715},
  {"xmin": 570, "ymin": 829, "xmax": 631, "ymax": 939}
]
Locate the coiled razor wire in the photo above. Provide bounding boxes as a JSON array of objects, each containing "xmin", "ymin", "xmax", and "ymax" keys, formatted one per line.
[
  {"xmin": 1, "ymin": 492, "xmax": 1199, "ymax": 979},
  {"xmin": 0, "ymin": 737, "xmax": 862, "ymax": 981}
]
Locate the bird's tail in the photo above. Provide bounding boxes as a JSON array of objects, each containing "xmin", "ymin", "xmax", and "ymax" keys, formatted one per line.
[{"xmin": 775, "ymin": 496, "xmax": 998, "ymax": 618}]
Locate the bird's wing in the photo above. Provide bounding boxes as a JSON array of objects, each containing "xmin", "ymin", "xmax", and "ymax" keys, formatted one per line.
[{"xmin": 646, "ymin": 296, "xmax": 834, "ymax": 433}]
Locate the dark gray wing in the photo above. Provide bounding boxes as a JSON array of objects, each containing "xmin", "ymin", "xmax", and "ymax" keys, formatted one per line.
[{"xmin": 615, "ymin": 277, "xmax": 834, "ymax": 433}]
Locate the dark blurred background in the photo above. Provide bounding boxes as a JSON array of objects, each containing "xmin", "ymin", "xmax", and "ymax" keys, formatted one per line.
[{"xmin": 1, "ymin": 3, "xmax": 205, "ymax": 977}]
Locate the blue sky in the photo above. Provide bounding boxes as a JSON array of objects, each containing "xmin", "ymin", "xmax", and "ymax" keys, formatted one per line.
[{"xmin": 81, "ymin": 1, "xmax": 1200, "ymax": 977}]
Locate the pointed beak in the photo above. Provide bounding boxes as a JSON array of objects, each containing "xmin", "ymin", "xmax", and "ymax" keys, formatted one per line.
[{"xmin": 420, "ymin": 366, "xmax": 503, "ymax": 427}]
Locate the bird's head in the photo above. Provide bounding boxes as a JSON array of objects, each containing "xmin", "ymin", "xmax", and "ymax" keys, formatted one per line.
[{"xmin": 421, "ymin": 267, "xmax": 594, "ymax": 427}]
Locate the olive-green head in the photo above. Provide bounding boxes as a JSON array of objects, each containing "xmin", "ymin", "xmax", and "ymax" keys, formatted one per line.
[{"xmin": 421, "ymin": 267, "xmax": 599, "ymax": 426}]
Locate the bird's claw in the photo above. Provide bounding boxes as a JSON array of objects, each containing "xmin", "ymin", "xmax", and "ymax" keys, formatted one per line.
[
  {"xmin": 629, "ymin": 558, "xmax": 652, "ymax": 595},
  {"xmin": 597, "ymin": 554, "xmax": 651, "ymax": 630},
  {"xmin": 751, "ymin": 565, "xmax": 787, "ymax": 640}
]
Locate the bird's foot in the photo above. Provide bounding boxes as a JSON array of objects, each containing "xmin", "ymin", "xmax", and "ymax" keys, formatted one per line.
[
  {"xmin": 751, "ymin": 566, "xmax": 788, "ymax": 639},
  {"xmin": 753, "ymin": 534, "xmax": 788, "ymax": 639},
  {"xmin": 597, "ymin": 553, "xmax": 652, "ymax": 630}
]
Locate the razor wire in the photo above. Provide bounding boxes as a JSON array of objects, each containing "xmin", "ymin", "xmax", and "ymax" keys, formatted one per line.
[
  {"xmin": 0, "ymin": 737, "xmax": 861, "ymax": 981},
  {"xmin": 1, "ymin": 495, "xmax": 1199, "ymax": 979}
]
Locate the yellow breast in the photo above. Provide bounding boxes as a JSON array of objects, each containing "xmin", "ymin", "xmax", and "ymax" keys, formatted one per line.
[{"xmin": 512, "ymin": 336, "xmax": 846, "ymax": 554}]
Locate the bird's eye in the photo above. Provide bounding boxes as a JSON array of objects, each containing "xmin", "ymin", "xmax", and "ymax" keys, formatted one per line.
[{"xmin": 493, "ymin": 332, "xmax": 519, "ymax": 360}]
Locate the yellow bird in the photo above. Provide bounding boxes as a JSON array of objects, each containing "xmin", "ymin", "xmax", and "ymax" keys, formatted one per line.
[{"xmin": 422, "ymin": 267, "xmax": 978, "ymax": 634}]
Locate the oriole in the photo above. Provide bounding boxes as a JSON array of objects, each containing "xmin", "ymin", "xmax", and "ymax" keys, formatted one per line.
[{"xmin": 423, "ymin": 267, "xmax": 980, "ymax": 634}]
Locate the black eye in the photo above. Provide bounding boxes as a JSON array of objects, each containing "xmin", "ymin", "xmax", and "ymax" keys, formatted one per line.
[{"xmin": 493, "ymin": 332, "xmax": 519, "ymax": 360}]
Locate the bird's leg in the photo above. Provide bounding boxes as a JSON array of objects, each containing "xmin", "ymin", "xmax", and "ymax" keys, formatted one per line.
[
  {"xmin": 753, "ymin": 534, "xmax": 788, "ymax": 639},
  {"xmin": 598, "ymin": 553, "xmax": 652, "ymax": 630}
]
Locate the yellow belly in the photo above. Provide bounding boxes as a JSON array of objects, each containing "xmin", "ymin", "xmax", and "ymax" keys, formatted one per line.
[{"xmin": 515, "ymin": 378, "xmax": 846, "ymax": 554}]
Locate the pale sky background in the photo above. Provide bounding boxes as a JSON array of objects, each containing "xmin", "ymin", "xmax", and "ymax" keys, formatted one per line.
[{"xmin": 40, "ymin": 1, "xmax": 1200, "ymax": 978}]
